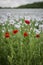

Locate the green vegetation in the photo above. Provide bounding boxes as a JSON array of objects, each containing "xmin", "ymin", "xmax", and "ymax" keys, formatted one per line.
[
  {"xmin": 0, "ymin": 18, "xmax": 43, "ymax": 65},
  {"xmin": 17, "ymin": 2, "xmax": 43, "ymax": 8}
]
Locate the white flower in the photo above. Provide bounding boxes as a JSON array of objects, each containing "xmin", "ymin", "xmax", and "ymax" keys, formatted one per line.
[
  {"xmin": 35, "ymin": 23, "xmax": 38, "ymax": 26},
  {"xmin": 34, "ymin": 28, "xmax": 40, "ymax": 34},
  {"xmin": 9, "ymin": 19, "xmax": 14, "ymax": 25},
  {"xmin": 15, "ymin": 24, "xmax": 20, "ymax": 28},
  {"xmin": 39, "ymin": 25, "xmax": 43, "ymax": 31}
]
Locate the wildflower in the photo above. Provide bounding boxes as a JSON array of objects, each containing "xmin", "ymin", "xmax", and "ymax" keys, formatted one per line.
[
  {"xmin": 5, "ymin": 32, "xmax": 10, "ymax": 38},
  {"xmin": 13, "ymin": 30, "xmax": 18, "ymax": 34},
  {"xmin": 23, "ymin": 32, "xmax": 28, "ymax": 37},
  {"xmin": 36, "ymin": 34, "xmax": 40, "ymax": 38},
  {"xmin": 25, "ymin": 20, "xmax": 30, "ymax": 24}
]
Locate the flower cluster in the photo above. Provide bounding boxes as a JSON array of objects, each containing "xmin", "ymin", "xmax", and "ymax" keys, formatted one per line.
[
  {"xmin": 0, "ymin": 18, "xmax": 43, "ymax": 65},
  {"xmin": 4, "ymin": 20, "xmax": 40, "ymax": 38}
]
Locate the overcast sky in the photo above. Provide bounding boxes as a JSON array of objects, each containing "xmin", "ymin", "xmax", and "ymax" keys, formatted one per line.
[{"xmin": 0, "ymin": 0, "xmax": 43, "ymax": 7}]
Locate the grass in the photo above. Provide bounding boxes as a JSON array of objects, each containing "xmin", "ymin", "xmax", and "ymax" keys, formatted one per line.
[{"xmin": 0, "ymin": 18, "xmax": 43, "ymax": 65}]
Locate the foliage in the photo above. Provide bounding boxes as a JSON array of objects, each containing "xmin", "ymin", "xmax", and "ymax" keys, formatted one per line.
[
  {"xmin": 0, "ymin": 18, "xmax": 43, "ymax": 65},
  {"xmin": 17, "ymin": 2, "xmax": 43, "ymax": 8}
]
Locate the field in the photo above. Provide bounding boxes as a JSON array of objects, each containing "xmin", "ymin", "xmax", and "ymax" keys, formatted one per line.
[{"xmin": 0, "ymin": 18, "xmax": 43, "ymax": 65}]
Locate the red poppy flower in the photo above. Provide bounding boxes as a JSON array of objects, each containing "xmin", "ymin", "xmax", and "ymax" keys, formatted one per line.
[
  {"xmin": 23, "ymin": 32, "xmax": 28, "ymax": 37},
  {"xmin": 36, "ymin": 34, "xmax": 40, "ymax": 38},
  {"xmin": 13, "ymin": 30, "xmax": 18, "ymax": 34},
  {"xmin": 25, "ymin": 20, "xmax": 30, "ymax": 24},
  {"xmin": 5, "ymin": 32, "xmax": 10, "ymax": 38}
]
